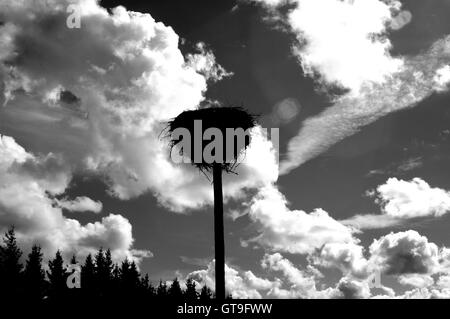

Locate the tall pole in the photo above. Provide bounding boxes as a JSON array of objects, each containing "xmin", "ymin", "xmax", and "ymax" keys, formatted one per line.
[{"xmin": 213, "ymin": 163, "xmax": 225, "ymax": 300}]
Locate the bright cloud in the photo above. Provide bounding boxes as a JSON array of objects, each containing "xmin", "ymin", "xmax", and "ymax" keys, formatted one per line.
[
  {"xmin": 252, "ymin": 0, "xmax": 450, "ymax": 174},
  {"xmin": 261, "ymin": 253, "xmax": 329, "ymax": 298},
  {"xmin": 287, "ymin": 0, "xmax": 403, "ymax": 93},
  {"xmin": 245, "ymin": 184, "xmax": 357, "ymax": 254},
  {"xmin": 184, "ymin": 229, "xmax": 450, "ymax": 299},
  {"xmin": 279, "ymin": 36, "xmax": 450, "ymax": 174},
  {"xmin": 398, "ymin": 274, "xmax": 434, "ymax": 288},
  {"xmin": 389, "ymin": 9, "xmax": 412, "ymax": 31},
  {"xmin": 342, "ymin": 178, "xmax": 450, "ymax": 229},
  {"xmin": 369, "ymin": 230, "xmax": 439, "ymax": 275},
  {"xmin": 0, "ymin": 135, "xmax": 151, "ymax": 263},
  {"xmin": 187, "ymin": 254, "xmax": 337, "ymax": 299},
  {"xmin": 187, "ymin": 260, "xmax": 280, "ymax": 299},
  {"xmin": 375, "ymin": 178, "xmax": 450, "ymax": 218},
  {"xmin": 57, "ymin": 196, "xmax": 103, "ymax": 213},
  {"xmin": 310, "ymin": 242, "xmax": 369, "ymax": 278},
  {"xmin": 434, "ymin": 65, "xmax": 450, "ymax": 91},
  {"xmin": 0, "ymin": 0, "xmax": 279, "ymax": 213}
]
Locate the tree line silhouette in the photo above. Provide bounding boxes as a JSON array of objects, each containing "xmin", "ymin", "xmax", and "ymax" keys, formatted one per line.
[{"xmin": 0, "ymin": 227, "xmax": 215, "ymax": 304}]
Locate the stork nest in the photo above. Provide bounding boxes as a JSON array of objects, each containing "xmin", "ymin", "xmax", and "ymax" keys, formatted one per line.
[{"xmin": 162, "ymin": 106, "xmax": 257, "ymax": 174}]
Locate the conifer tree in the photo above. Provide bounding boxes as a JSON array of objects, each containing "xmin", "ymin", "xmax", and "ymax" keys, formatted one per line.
[
  {"xmin": 1, "ymin": 227, "xmax": 23, "ymax": 276},
  {"xmin": 139, "ymin": 273, "xmax": 155, "ymax": 299},
  {"xmin": 94, "ymin": 248, "xmax": 106, "ymax": 294},
  {"xmin": 148, "ymin": 281, "xmax": 156, "ymax": 297},
  {"xmin": 185, "ymin": 278, "xmax": 198, "ymax": 301},
  {"xmin": 157, "ymin": 280, "xmax": 168, "ymax": 298},
  {"xmin": 200, "ymin": 285, "xmax": 213, "ymax": 301},
  {"xmin": 112, "ymin": 263, "xmax": 120, "ymax": 282},
  {"xmin": 119, "ymin": 258, "xmax": 130, "ymax": 287},
  {"xmin": 81, "ymin": 253, "xmax": 95, "ymax": 292},
  {"xmin": 140, "ymin": 273, "xmax": 150, "ymax": 290},
  {"xmin": 94, "ymin": 248, "xmax": 105, "ymax": 275},
  {"xmin": 24, "ymin": 244, "xmax": 46, "ymax": 300},
  {"xmin": 120, "ymin": 259, "xmax": 140, "ymax": 290},
  {"xmin": 168, "ymin": 277, "xmax": 183, "ymax": 299},
  {"xmin": 129, "ymin": 260, "xmax": 140, "ymax": 287},
  {"xmin": 0, "ymin": 224, "xmax": 219, "ymax": 303},
  {"xmin": 104, "ymin": 249, "xmax": 114, "ymax": 278},
  {"xmin": 101, "ymin": 249, "xmax": 114, "ymax": 294},
  {"xmin": 47, "ymin": 250, "xmax": 67, "ymax": 298},
  {"xmin": 0, "ymin": 227, "xmax": 24, "ymax": 299}
]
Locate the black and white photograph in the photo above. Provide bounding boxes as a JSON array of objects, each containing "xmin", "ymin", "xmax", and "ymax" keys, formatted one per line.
[{"xmin": 1, "ymin": 0, "xmax": 450, "ymax": 315}]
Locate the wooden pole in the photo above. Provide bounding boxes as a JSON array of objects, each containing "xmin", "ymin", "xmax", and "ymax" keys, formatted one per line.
[{"xmin": 213, "ymin": 163, "xmax": 225, "ymax": 300}]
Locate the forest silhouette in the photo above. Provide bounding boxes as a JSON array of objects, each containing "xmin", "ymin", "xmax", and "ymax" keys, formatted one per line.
[{"xmin": 0, "ymin": 226, "xmax": 218, "ymax": 304}]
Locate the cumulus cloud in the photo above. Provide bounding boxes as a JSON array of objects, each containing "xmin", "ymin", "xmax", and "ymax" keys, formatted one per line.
[
  {"xmin": 56, "ymin": 196, "xmax": 103, "ymax": 213},
  {"xmin": 389, "ymin": 10, "xmax": 412, "ymax": 31},
  {"xmin": 436, "ymin": 274, "xmax": 450, "ymax": 290},
  {"xmin": 369, "ymin": 230, "xmax": 439, "ymax": 275},
  {"xmin": 261, "ymin": 252, "xmax": 330, "ymax": 298},
  {"xmin": 260, "ymin": 253, "xmax": 377, "ymax": 298},
  {"xmin": 0, "ymin": 135, "xmax": 150, "ymax": 263},
  {"xmin": 187, "ymin": 253, "xmax": 338, "ymax": 299},
  {"xmin": 185, "ymin": 230, "xmax": 450, "ymax": 298},
  {"xmin": 272, "ymin": 229, "xmax": 450, "ymax": 298},
  {"xmin": 245, "ymin": 184, "xmax": 357, "ymax": 254},
  {"xmin": 438, "ymin": 247, "xmax": 450, "ymax": 273},
  {"xmin": 230, "ymin": 177, "xmax": 450, "ymax": 298},
  {"xmin": 221, "ymin": 175, "xmax": 450, "ymax": 298},
  {"xmin": 342, "ymin": 178, "xmax": 450, "ymax": 229},
  {"xmin": 310, "ymin": 242, "xmax": 369, "ymax": 278},
  {"xmin": 376, "ymin": 178, "xmax": 450, "ymax": 218},
  {"xmin": 187, "ymin": 260, "xmax": 280, "ymax": 299},
  {"xmin": 253, "ymin": 0, "xmax": 408, "ymax": 93},
  {"xmin": 333, "ymin": 277, "xmax": 371, "ymax": 299},
  {"xmin": 434, "ymin": 65, "xmax": 450, "ymax": 92},
  {"xmin": 252, "ymin": 0, "xmax": 450, "ymax": 174},
  {"xmin": 286, "ymin": 0, "xmax": 403, "ymax": 93},
  {"xmin": 186, "ymin": 42, "xmax": 234, "ymax": 83},
  {"xmin": 398, "ymin": 274, "xmax": 434, "ymax": 288},
  {"xmin": 0, "ymin": 0, "xmax": 278, "ymax": 214}
]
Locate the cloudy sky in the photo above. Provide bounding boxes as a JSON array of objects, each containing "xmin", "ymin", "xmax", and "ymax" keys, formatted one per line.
[{"xmin": 1, "ymin": 0, "xmax": 450, "ymax": 299}]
